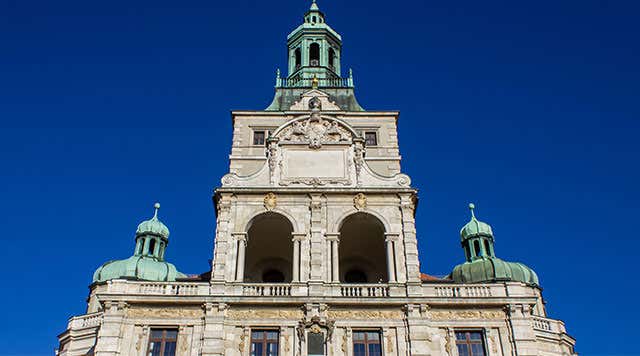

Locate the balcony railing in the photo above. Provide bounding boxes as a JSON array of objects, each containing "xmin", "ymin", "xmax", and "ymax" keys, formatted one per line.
[
  {"xmin": 242, "ymin": 284, "xmax": 292, "ymax": 297},
  {"xmin": 276, "ymin": 76, "xmax": 353, "ymax": 88},
  {"xmin": 338, "ymin": 284, "xmax": 389, "ymax": 297},
  {"xmin": 68, "ymin": 312, "xmax": 103, "ymax": 330},
  {"xmin": 532, "ymin": 316, "xmax": 566, "ymax": 334}
]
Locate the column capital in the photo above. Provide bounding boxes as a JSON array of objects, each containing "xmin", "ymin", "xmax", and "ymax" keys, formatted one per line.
[{"xmin": 325, "ymin": 232, "xmax": 340, "ymax": 242}]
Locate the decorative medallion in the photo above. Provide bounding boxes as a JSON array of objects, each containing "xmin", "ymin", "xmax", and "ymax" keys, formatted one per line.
[
  {"xmin": 264, "ymin": 193, "xmax": 277, "ymax": 211},
  {"xmin": 353, "ymin": 193, "xmax": 367, "ymax": 210},
  {"xmin": 277, "ymin": 117, "xmax": 352, "ymax": 149}
]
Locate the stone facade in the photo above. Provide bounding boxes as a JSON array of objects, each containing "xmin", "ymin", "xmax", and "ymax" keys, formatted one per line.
[{"xmin": 57, "ymin": 2, "xmax": 576, "ymax": 355}]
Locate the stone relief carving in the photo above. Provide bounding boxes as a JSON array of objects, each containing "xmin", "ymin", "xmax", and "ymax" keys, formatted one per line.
[
  {"xmin": 227, "ymin": 309, "xmax": 303, "ymax": 320},
  {"xmin": 263, "ymin": 192, "xmax": 277, "ymax": 211},
  {"xmin": 430, "ymin": 310, "xmax": 504, "ymax": 320},
  {"xmin": 276, "ymin": 116, "xmax": 352, "ymax": 149},
  {"xmin": 127, "ymin": 307, "xmax": 202, "ymax": 318},
  {"xmin": 327, "ymin": 310, "xmax": 404, "ymax": 319},
  {"xmin": 353, "ymin": 193, "xmax": 367, "ymax": 210}
]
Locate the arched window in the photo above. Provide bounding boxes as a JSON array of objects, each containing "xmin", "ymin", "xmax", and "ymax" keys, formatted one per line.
[
  {"xmin": 484, "ymin": 240, "xmax": 492, "ymax": 257},
  {"xmin": 148, "ymin": 238, "xmax": 156, "ymax": 256},
  {"xmin": 294, "ymin": 48, "xmax": 301, "ymax": 69},
  {"xmin": 328, "ymin": 48, "xmax": 335, "ymax": 68},
  {"xmin": 473, "ymin": 240, "xmax": 482, "ymax": 257},
  {"xmin": 309, "ymin": 43, "xmax": 320, "ymax": 66}
]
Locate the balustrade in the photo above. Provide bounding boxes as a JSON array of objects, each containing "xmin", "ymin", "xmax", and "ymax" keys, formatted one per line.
[{"xmin": 68, "ymin": 312, "xmax": 103, "ymax": 330}]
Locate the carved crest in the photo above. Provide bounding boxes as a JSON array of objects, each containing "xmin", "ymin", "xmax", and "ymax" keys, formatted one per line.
[
  {"xmin": 353, "ymin": 193, "xmax": 367, "ymax": 210},
  {"xmin": 264, "ymin": 193, "xmax": 277, "ymax": 210},
  {"xmin": 277, "ymin": 117, "xmax": 352, "ymax": 149}
]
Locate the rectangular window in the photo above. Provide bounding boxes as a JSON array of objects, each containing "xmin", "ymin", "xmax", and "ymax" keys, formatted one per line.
[
  {"xmin": 364, "ymin": 131, "xmax": 378, "ymax": 146},
  {"xmin": 253, "ymin": 130, "xmax": 266, "ymax": 145},
  {"xmin": 147, "ymin": 329, "xmax": 178, "ymax": 356},
  {"xmin": 353, "ymin": 330, "xmax": 382, "ymax": 356},
  {"xmin": 455, "ymin": 331, "xmax": 486, "ymax": 356},
  {"xmin": 251, "ymin": 330, "xmax": 279, "ymax": 356}
]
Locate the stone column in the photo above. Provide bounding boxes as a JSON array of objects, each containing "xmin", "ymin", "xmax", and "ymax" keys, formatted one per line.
[
  {"xmin": 234, "ymin": 233, "xmax": 248, "ymax": 282},
  {"xmin": 385, "ymin": 235, "xmax": 397, "ymax": 283},
  {"xmin": 326, "ymin": 233, "xmax": 340, "ymax": 283},
  {"xmin": 94, "ymin": 301, "xmax": 127, "ymax": 356},
  {"xmin": 292, "ymin": 234, "xmax": 303, "ymax": 282}
]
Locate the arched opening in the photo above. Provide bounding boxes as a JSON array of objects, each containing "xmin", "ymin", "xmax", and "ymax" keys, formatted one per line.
[
  {"xmin": 294, "ymin": 48, "xmax": 301, "ymax": 69},
  {"xmin": 484, "ymin": 240, "xmax": 492, "ymax": 257},
  {"xmin": 148, "ymin": 238, "xmax": 156, "ymax": 256},
  {"xmin": 309, "ymin": 43, "xmax": 320, "ymax": 66},
  {"xmin": 474, "ymin": 240, "xmax": 482, "ymax": 257},
  {"xmin": 339, "ymin": 213, "xmax": 388, "ymax": 283},
  {"xmin": 328, "ymin": 48, "xmax": 335, "ymax": 69},
  {"xmin": 244, "ymin": 212, "xmax": 294, "ymax": 283}
]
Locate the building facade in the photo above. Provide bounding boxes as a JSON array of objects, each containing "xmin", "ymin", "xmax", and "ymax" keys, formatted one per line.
[{"xmin": 57, "ymin": 2, "xmax": 577, "ymax": 355}]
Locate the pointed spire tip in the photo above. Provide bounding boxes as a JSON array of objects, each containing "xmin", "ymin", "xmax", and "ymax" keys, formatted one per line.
[{"xmin": 468, "ymin": 203, "xmax": 476, "ymax": 219}]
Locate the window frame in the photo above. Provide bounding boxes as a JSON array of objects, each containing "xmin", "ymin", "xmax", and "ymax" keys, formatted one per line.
[
  {"xmin": 147, "ymin": 328, "xmax": 178, "ymax": 356},
  {"xmin": 364, "ymin": 131, "xmax": 378, "ymax": 146},
  {"xmin": 352, "ymin": 329, "xmax": 383, "ymax": 356},
  {"xmin": 454, "ymin": 330, "xmax": 487, "ymax": 356},
  {"xmin": 250, "ymin": 329, "xmax": 280, "ymax": 356}
]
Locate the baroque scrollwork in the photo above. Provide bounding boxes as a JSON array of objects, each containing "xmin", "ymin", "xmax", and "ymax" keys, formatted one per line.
[{"xmin": 277, "ymin": 117, "xmax": 352, "ymax": 149}]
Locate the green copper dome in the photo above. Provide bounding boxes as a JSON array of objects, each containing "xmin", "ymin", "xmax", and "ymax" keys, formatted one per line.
[
  {"xmin": 136, "ymin": 203, "xmax": 170, "ymax": 238},
  {"xmin": 451, "ymin": 257, "xmax": 539, "ymax": 286},
  {"xmin": 450, "ymin": 203, "xmax": 540, "ymax": 287},
  {"xmin": 460, "ymin": 203, "xmax": 493, "ymax": 241},
  {"xmin": 93, "ymin": 203, "xmax": 186, "ymax": 283}
]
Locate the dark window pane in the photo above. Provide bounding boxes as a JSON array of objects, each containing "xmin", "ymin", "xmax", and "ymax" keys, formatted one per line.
[
  {"xmin": 254, "ymin": 131, "xmax": 266, "ymax": 145},
  {"xmin": 267, "ymin": 342, "xmax": 279, "ymax": 356},
  {"xmin": 149, "ymin": 341, "xmax": 161, "ymax": 356},
  {"xmin": 165, "ymin": 330, "xmax": 178, "ymax": 339},
  {"xmin": 163, "ymin": 342, "xmax": 176, "ymax": 356},
  {"xmin": 353, "ymin": 344, "xmax": 366, "ymax": 356},
  {"xmin": 353, "ymin": 332, "xmax": 365, "ymax": 341},
  {"xmin": 365, "ymin": 132, "xmax": 377, "ymax": 146},
  {"xmin": 458, "ymin": 344, "xmax": 469, "ymax": 356},
  {"xmin": 151, "ymin": 330, "xmax": 164, "ymax": 338},
  {"xmin": 469, "ymin": 331, "xmax": 482, "ymax": 340},
  {"xmin": 368, "ymin": 343, "xmax": 382, "ymax": 356},
  {"xmin": 456, "ymin": 332, "xmax": 467, "ymax": 341},
  {"xmin": 251, "ymin": 342, "xmax": 263, "ymax": 356},
  {"xmin": 471, "ymin": 343, "xmax": 485, "ymax": 356},
  {"xmin": 252, "ymin": 331, "xmax": 262, "ymax": 339}
]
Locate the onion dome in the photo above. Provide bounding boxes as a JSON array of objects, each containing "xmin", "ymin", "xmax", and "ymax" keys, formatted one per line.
[
  {"xmin": 449, "ymin": 203, "xmax": 539, "ymax": 286},
  {"xmin": 93, "ymin": 203, "xmax": 186, "ymax": 283},
  {"xmin": 460, "ymin": 203, "xmax": 493, "ymax": 241},
  {"xmin": 136, "ymin": 203, "xmax": 169, "ymax": 238}
]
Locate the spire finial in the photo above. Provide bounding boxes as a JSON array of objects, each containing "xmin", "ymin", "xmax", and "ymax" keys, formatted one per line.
[
  {"xmin": 153, "ymin": 202, "xmax": 161, "ymax": 219},
  {"xmin": 468, "ymin": 203, "xmax": 476, "ymax": 219},
  {"xmin": 310, "ymin": 0, "xmax": 319, "ymax": 11}
]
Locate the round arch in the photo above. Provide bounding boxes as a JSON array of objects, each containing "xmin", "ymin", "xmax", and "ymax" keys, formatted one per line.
[
  {"xmin": 337, "ymin": 212, "xmax": 389, "ymax": 283},
  {"xmin": 243, "ymin": 212, "xmax": 294, "ymax": 283},
  {"xmin": 333, "ymin": 208, "xmax": 392, "ymax": 234}
]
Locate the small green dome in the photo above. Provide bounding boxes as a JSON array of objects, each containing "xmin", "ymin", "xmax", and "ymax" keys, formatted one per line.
[
  {"xmin": 451, "ymin": 257, "xmax": 539, "ymax": 286},
  {"xmin": 460, "ymin": 203, "xmax": 493, "ymax": 241},
  {"xmin": 136, "ymin": 203, "xmax": 169, "ymax": 238},
  {"xmin": 92, "ymin": 203, "xmax": 185, "ymax": 283},
  {"xmin": 93, "ymin": 256, "xmax": 186, "ymax": 283}
]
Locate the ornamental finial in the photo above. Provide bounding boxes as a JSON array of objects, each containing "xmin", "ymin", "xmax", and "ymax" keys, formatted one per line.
[
  {"xmin": 468, "ymin": 203, "xmax": 476, "ymax": 219},
  {"xmin": 310, "ymin": 0, "xmax": 319, "ymax": 11},
  {"xmin": 153, "ymin": 202, "xmax": 161, "ymax": 219}
]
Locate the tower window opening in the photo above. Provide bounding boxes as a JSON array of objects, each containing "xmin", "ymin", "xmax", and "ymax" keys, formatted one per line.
[
  {"xmin": 484, "ymin": 240, "xmax": 491, "ymax": 257},
  {"xmin": 473, "ymin": 240, "xmax": 482, "ymax": 257},
  {"xmin": 148, "ymin": 239, "xmax": 156, "ymax": 256},
  {"xmin": 310, "ymin": 43, "xmax": 320, "ymax": 66},
  {"xmin": 365, "ymin": 131, "xmax": 378, "ymax": 146},
  {"xmin": 295, "ymin": 48, "xmax": 301, "ymax": 69},
  {"xmin": 312, "ymin": 16, "xmax": 317, "ymax": 23},
  {"xmin": 137, "ymin": 240, "xmax": 144, "ymax": 255},
  {"xmin": 328, "ymin": 48, "xmax": 335, "ymax": 68}
]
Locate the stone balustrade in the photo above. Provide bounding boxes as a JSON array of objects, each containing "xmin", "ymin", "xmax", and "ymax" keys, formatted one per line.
[
  {"xmin": 242, "ymin": 284, "xmax": 292, "ymax": 296},
  {"xmin": 532, "ymin": 316, "xmax": 567, "ymax": 334},
  {"xmin": 97, "ymin": 280, "xmax": 540, "ymax": 300},
  {"xmin": 68, "ymin": 312, "xmax": 103, "ymax": 330}
]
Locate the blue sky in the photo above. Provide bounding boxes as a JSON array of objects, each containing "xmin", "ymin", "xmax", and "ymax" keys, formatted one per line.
[{"xmin": 1, "ymin": 0, "xmax": 638, "ymax": 354}]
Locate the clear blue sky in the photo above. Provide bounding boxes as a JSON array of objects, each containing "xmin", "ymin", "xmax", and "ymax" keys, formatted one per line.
[{"xmin": 1, "ymin": 0, "xmax": 638, "ymax": 354}]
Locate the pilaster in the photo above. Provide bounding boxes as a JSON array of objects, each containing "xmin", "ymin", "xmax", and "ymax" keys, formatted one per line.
[
  {"xmin": 94, "ymin": 301, "xmax": 127, "ymax": 356},
  {"xmin": 201, "ymin": 303, "xmax": 228, "ymax": 356}
]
